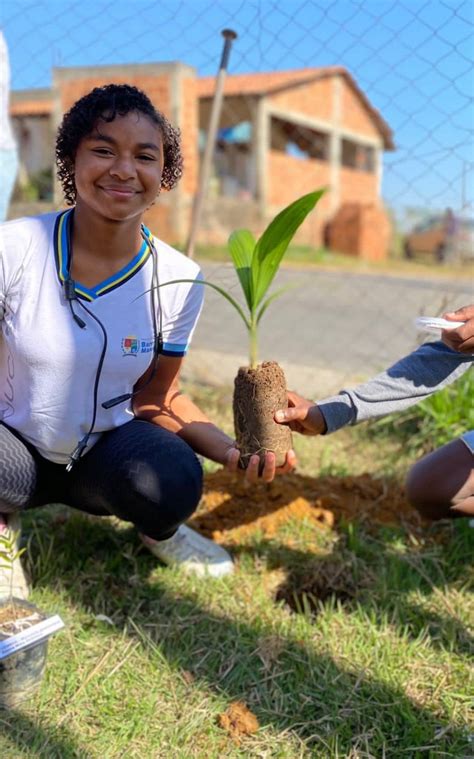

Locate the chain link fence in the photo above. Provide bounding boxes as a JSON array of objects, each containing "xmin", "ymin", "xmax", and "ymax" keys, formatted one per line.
[{"xmin": 2, "ymin": 0, "xmax": 473, "ymax": 393}]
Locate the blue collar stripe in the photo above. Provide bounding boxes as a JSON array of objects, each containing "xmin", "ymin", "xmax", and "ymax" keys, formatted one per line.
[
  {"xmin": 94, "ymin": 240, "xmax": 149, "ymax": 296},
  {"xmin": 54, "ymin": 210, "xmax": 152, "ymax": 300}
]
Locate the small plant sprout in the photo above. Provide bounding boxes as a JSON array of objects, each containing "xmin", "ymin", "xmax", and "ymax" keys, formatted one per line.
[
  {"xmin": 161, "ymin": 190, "xmax": 325, "ymax": 368},
  {"xmin": 227, "ymin": 189, "xmax": 324, "ymax": 367},
  {"xmin": 143, "ymin": 189, "xmax": 325, "ymax": 469},
  {"xmin": 0, "ymin": 529, "xmax": 25, "ymax": 604}
]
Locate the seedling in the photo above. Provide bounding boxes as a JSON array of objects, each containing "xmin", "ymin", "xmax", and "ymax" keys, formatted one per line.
[
  {"xmin": 154, "ymin": 190, "xmax": 325, "ymax": 467},
  {"xmin": 0, "ymin": 529, "xmax": 25, "ymax": 608}
]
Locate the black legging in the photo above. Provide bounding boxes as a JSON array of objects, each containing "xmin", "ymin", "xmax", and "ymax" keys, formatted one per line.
[{"xmin": 0, "ymin": 420, "xmax": 203, "ymax": 540}]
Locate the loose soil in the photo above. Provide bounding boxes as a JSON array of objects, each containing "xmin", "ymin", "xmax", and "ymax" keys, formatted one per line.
[
  {"xmin": 217, "ymin": 701, "xmax": 259, "ymax": 742},
  {"xmin": 192, "ymin": 470, "xmax": 425, "ymax": 618},
  {"xmin": 192, "ymin": 470, "xmax": 422, "ymax": 546},
  {"xmin": 233, "ymin": 361, "xmax": 291, "ymax": 469},
  {"xmin": 0, "ymin": 604, "xmax": 40, "ymax": 634}
]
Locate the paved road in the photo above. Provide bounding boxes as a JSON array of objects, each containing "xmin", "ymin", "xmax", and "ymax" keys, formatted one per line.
[{"xmin": 187, "ymin": 263, "xmax": 472, "ymax": 393}]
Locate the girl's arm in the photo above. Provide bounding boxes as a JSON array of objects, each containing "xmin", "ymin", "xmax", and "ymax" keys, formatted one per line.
[{"xmin": 275, "ymin": 340, "xmax": 472, "ymax": 435}]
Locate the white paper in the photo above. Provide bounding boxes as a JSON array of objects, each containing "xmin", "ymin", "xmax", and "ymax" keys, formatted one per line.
[{"xmin": 414, "ymin": 316, "xmax": 464, "ymax": 334}]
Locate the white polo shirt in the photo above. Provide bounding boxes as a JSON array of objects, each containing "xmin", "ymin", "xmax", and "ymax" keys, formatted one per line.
[{"xmin": 0, "ymin": 210, "xmax": 204, "ymax": 463}]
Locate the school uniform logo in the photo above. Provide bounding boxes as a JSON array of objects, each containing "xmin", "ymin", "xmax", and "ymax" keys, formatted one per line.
[
  {"xmin": 121, "ymin": 336, "xmax": 154, "ymax": 356},
  {"xmin": 121, "ymin": 336, "xmax": 139, "ymax": 356}
]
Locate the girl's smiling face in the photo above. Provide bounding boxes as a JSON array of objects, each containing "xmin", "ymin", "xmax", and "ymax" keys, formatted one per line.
[{"xmin": 73, "ymin": 111, "xmax": 164, "ymax": 222}]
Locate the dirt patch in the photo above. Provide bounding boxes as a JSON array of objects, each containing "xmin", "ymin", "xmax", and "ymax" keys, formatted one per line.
[
  {"xmin": 191, "ymin": 470, "xmax": 421, "ymax": 546},
  {"xmin": 217, "ymin": 700, "xmax": 259, "ymax": 742},
  {"xmin": 275, "ymin": 553, "xmax": 363, "ymax": 617}
]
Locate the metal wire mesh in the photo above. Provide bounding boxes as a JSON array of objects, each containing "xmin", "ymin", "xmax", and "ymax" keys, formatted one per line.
[{"xmin": 2, "ymin": 0, "xmax": 473, "ymax": 392}]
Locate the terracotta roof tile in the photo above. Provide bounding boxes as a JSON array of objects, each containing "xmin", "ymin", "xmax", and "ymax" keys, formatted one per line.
[{"xmin": 197, "ymin": 66, "xmax": 343, "ymax": 97}]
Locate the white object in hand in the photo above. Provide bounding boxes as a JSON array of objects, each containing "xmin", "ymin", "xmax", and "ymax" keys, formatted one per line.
[{"xmin": 414, "ymin": 316, "xmax": 464, "ymax": 334}]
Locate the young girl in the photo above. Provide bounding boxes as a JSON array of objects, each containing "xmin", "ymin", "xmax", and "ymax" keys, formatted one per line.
[{"xmin": 0, "ymin": 83, "xmax": 294, "ymax": 595}]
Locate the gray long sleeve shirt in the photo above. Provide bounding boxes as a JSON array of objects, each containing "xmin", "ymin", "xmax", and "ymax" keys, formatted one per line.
[{"xmin": 317, "ymin": 341, "xmax": 473, "ymax": 434}]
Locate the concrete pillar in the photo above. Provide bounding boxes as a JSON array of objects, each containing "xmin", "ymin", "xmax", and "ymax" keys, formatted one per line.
[
  {"xmin": 254, "ymin": 96, "xmax": 269, "ymax": 218},
  {"xmin": 329, "ymin": 75, "xmax": 342, "ymax": 214}
]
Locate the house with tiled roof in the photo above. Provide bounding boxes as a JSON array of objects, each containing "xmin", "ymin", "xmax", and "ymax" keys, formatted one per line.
[{"xmin": 10, "ymin": 62, "xmax": 394, "ymax": 257}]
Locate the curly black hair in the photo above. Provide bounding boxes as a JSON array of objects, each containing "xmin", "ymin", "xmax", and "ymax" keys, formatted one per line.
[{"xmin": 55, "ymin": 83, "xmax": 183, "ymax": 205}]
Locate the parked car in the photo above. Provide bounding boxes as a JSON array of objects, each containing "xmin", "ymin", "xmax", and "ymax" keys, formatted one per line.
[{"xmin": 403, "ymin": 214, "xmax": 474, "ymax": 263}]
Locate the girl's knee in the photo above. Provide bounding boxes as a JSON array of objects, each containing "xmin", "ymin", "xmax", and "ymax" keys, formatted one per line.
[
  {"xmin": 170, "ymin": 450, "xmax": 203, "ymax": 520},
  {"xmin": 405, "ymin": 439, "xmax": 474, "ymax": 521},
  {"xmin": 405, "ymin": 458, "xmax": 445, "ymax": 520},
  {"xmin": 130, "ymin": 444, "xmax": 203, "ymax": 519}
]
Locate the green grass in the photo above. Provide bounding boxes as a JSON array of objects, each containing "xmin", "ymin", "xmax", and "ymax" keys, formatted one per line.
[{"xmin": 1, "ymin": 383, "xmax": 473, "ymax": 758}]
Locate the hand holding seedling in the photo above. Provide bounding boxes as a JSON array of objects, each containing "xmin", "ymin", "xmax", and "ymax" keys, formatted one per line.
[
  {"xmin": 224, "ymin": 446, "xmax": 296, "ymax": 483},
  {"xmin": 274, "ymin": 391, "xmax": 327, "ymax": 436},
  {"xmin": 442, "ymin": 304, "xmax": 474, "ymax": 354}
]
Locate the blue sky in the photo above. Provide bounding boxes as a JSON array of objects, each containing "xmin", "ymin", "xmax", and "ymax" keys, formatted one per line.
[{"xmin": 2, "ymin": 0, "xmax": 473, "ymax": 217}]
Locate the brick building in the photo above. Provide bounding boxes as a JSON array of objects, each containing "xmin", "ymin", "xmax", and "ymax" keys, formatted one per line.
[{"xmin": 10, "ymin": 63, "xmax": 394, "ymax": 258}]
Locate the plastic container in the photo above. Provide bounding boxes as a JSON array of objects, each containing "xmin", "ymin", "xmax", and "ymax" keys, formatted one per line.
[{"xmin": 0, "ymin": 598, "xmax": 48, "ymax": 709}]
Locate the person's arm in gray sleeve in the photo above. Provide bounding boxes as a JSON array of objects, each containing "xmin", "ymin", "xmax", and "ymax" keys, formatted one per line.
[{"xmin": 317, "ymin": 341, "xmax": 472, "ymax": 434}]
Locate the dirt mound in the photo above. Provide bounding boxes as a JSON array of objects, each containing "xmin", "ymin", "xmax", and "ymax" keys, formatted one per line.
[
  {"xmin": 191, "ymin": 470, "xmax": 421, "ymax": 545},
  {"xmin": 217, "ymin": 701, "xmax": 259, "ymax": 742}
]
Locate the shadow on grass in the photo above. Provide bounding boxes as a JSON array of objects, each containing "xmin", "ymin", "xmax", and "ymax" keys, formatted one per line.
[
  {"xmin": 231, "ymin": 527, "xmax": 474, "ymax": 658},
  {"xmin": 1, "ymin": 508, "xmax": 470, "ymax": 757},
  {"xmin": 192, "ymin": 469, "xmax": 473, "ymax": 656},
  {"xmin": 0, "ymin": 708, "xmax": 88, "ymax": 758}
]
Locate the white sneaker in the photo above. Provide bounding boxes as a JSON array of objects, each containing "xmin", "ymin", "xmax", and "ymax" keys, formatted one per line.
[
  {"xmin": 140, "ymin": 524, "xmax": 234, "ymax": 578},
  {"xmin": 0, "ymin": 513, "xmax": 29, "ymax": 600}
]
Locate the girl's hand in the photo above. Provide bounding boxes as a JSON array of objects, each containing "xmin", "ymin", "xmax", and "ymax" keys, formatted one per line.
[
  {"xmin": 224, "ymin": 447, "xmax": 296, "ymax": 484},
  {"xmin": 274, "ymin": 390, "xmax": 327, "ymax": 435}
]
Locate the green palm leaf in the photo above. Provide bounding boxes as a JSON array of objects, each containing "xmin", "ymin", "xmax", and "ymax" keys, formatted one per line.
[
  {"xmin": 228, "ymin": 229, "xmax": 256, "ymax": 311},
  {"xmin": 251, "ymin": 189, "xmax": 325, "ymax": 308}
]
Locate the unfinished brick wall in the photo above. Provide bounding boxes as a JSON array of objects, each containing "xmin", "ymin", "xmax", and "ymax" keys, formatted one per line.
[
  {"xmin": 269, "ymin": 77, "xmax": 333, "ymax": 121},
  {"xmin": 179, "ymin": 75, "xmax": 198, "ymax": 197},
  {"xmin": 339, "ymin": 167, "xmax": 378, "ymax": 205},
  {"xmin": 340, "ymin": 82, "xmax": 380, "ymax": 139},
  {"xmin": 57, "ymin": 75, "xmax": 171, "ymax": 120},
  {"xmin": 327, "ymin": 203, "xmax": 392, "ymax": 261},
  {"xmin": 265, "ymin": 74, "xmax": 386, "ymax": 251},
  {"xmin": 267, "ymin": 150, "xmax": 331, "ymax": 245}
]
